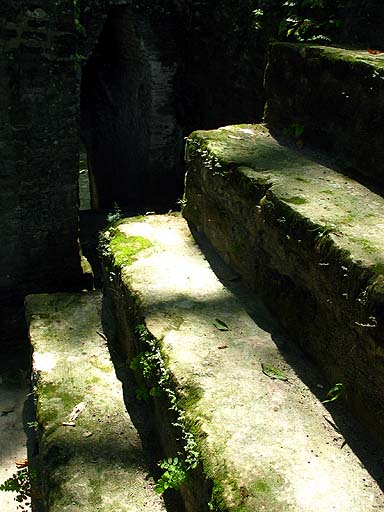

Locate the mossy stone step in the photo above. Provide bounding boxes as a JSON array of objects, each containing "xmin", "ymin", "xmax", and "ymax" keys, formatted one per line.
[
  {"xmin": 103, "ymin": 214, "xmax": 383, "ymax": 512},
  {"xmin": 264, "ymin": 43, "xmax": 384, "ymax": 189},
  {"xmin": 25, "ymin": 291, "xmax": 166, "ymax": 512},
  {"xmin": 183, "ymin": 123, "xmax": 384, "ymax": 447}
]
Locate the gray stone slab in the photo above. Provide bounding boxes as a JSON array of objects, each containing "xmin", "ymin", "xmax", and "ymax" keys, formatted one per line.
[
  {"xmin": 105, "ymin": 214, "xmax": 384, "ymax": 511},
  {"xmin": 183, "ymin": 123, "xmax": 384, "ymax": 446},
  {"xmin": 26, "ymin": 291, "xmax": 166, "ymax": 512}
]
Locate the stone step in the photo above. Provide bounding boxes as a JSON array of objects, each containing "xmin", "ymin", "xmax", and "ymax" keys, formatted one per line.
[
  {"xmin": 264, "ymin": 43, "xmax": 384, "ymax": 189},
  {"xmin": 25, "ymin": 291, "xmax": 166, "ymax": 512},
  {"xmin": 183, "ymin": 124, "xmax": 384, "ymax": 447},
  {"xmin": 103, "ymin": 213, "xmax": 384, "ymax": 511}
]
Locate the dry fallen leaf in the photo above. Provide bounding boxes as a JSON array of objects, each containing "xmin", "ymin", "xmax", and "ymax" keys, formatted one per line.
[{"xmin": 15, "ymin": 459, "xmax": 28, "ymax": 468}]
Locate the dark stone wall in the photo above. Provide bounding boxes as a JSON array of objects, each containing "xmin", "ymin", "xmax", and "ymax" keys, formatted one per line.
[
  {"xmin": 264, "ymin": 43, "xmax": 384, "ymax": 190},
  {"xmin": 79, "ymin": 0, "xmax": 267, "ymax": 210},
  {"xmin": 340, "ymin": 0, "xmax": 384, "ymax": 48},
  {"xmin": 0, "ymin": 0, "xmax": 269, "ymax": 345},
  {"xmin": 81, "ymin": 4, "xmax": 184, "ymax": 210},
  {"xmin": 0, "ymin": 1, "xmax": 83, "ymax": 345}
]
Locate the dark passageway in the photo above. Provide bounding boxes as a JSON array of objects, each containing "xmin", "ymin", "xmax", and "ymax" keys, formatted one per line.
[{"xmin": 80, "ymin": 5, "xmax": 184, "ymax": 211}]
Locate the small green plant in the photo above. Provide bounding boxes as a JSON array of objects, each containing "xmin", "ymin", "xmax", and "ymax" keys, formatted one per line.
[
  {"xmin": 106, "ymin": 202, "xmax": 122, "ymax": 225},
  {"xmin": 322, "ymin": 382, "xmax": 344, "ymax": 404},
  {"xmin": 73, "ymin": 52, "xmax": 86, "ymax": 70},
  {"xmin": 130, "ymin": 351, "xmax": 155, "ymax": 378},
  {"xmin": 185, "ymin": 137, "xmax": 224, "ymax": 175},
  {"xmin": 252, "ymin": 8, "xmax": 264, "ymax": 30},
  {"xmin": 0, "ymin": 468, "xmax": 37, "ymax": 512},
  {"xmin": 27, "ymin": 420, "xmax": 39, "ymax": 431},
  {"xmin": 98, "ymin": 203, "xmax": 122, "ymax": 259},
  {"xmin": 283, "ymin": 123, "xmax": 305, "ymax": 140},
  {"xmin": 131, "ymin": 325, "xmax": 201, "ymax": 493},
  {"xmin": 278, "ymin": 0, "xmax": 342, "ymax": 42},
  {"xmin": 155, "ymin": 457, "xmax": 188, "ymax": 493},
  {"xmin": 73, "ymin": 0, "xmax": 86, "ymax": 36},
  {"xmin": 135, "ymin": 383, "xmax": 150, "ymax": 401}
]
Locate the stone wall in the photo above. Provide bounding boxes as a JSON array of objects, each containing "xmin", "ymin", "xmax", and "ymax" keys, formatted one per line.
[
  {"xmin": 0, "ymin": 1, "xmax": 83, "ymax": 345},
  {"xmin": 264, "ymin": 43, "xmax": 384, "ymax": 190},
  {"xmin": 79, "ymin": 0, "xmax": 267, "ymax": 210}
]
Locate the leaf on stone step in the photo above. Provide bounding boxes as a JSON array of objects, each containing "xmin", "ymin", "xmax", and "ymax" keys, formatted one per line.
[
  {"xmin": 15, "ymin": 459, "xmax": 28, "ymax": 468},
  {"xmin": 321, "ymin": 382, "xmax": 344, "ymax": 404},
  {"xmin": 68, "ymin": 401, "xmax": 87, "ymax": 422},
  {"xmin": 261, "ymin": 363, "xmax": 288, "ymax": 381},
  {"xmin": 212, "ymin": 318, "xmax": 229, "ymax": 331},
  {"xmin": 1, "ymin": 405, "xmax": 15, "ymax": 415}
]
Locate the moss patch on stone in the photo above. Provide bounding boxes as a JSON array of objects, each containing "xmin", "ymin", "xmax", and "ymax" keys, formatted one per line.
[{"xmin": 109, "ymin": 232, "xmax": 153, "ymax": 267}]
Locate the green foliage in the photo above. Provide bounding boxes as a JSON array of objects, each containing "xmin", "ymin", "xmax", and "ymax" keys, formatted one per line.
[
  {"xmin": 73, "ymin": 0, "xmax": 86, "ymax": 36},
  {"xmin": 278, "ymin": 0, "xmax": 343, "ymax": 42},
  {"xmin": 185, "ymin": 138, "xmax": 224, "ymax": 175},
  {"xmin": 261, "ymin": 363, "xmax": 288, "ymax": 381},
  {"xmin": 253, "ymin": 8, "xmax": 264, "ymax": 30},
  {"xmin": 73, "ymin": 53, "xmax": 87, "ymax": 70},
  {"xmin": 155, "ymin": 457, "xmax": 188, "ymax": 494},
  {"xmin": 106, "ymin": 203, "xmax": 122, "ymax": 225},
  {"xmin": 27, "ymin": 420, "xmax": 39, "ymax": 431},
  {"xmin": 0, "ymin": 468, "xmax": 37, "ymax": 512},
  {"xmin": 322, "ymin": 382, "xmax": 344, "ymax": 403},
  {"xmin": 283, "ymin": 123, "xmax": 305, "ymax": 139},
  {"xmin": 212, "ymin": 318, "xmax": 230, "ymax": 331},
  {"xmin": 131, "ymin": 325, "xmax": 201, "ymax": 494},
  {"xmin": 130, "ymin": 351, "xmax": 156, "ymax": 378}
]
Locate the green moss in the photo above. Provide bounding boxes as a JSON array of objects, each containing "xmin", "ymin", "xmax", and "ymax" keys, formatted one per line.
[
  {"xmin": 252, "ymin": 479, "xmax": 271, "ymax": 493},
  {"xmin": 90, "ymin": 359, "xmax": 111, "ymax": 372},
  {"xmin": 283, "ymin": 195, "xmax": 308, "ymax": 205},
  {"xmin": 178, "ymin": 384, "xmax": 204, "ymax": 411},
  {"xmin": 110, "ymin": 232, "xmax": 152, "ymax": 267},
  {"xmin": 373, "ymin": 262, "xmax": 384, "ymax": 275},
  {"xmin": 354, "ymin": 238, "xmax": 379, "ymax": 255}
]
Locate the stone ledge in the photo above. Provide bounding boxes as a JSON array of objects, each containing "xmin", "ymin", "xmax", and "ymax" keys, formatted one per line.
[
  {"xmin": 25, "ymin": 291, "xmax": 166, "ymax": 512},
  {"xmin": 183, "ymin": 124, "xmax": 384, "ymax": 446},
  {"xmin": 264, "ymin": 43, "xmax": 384, "ymax": 189},
  {"xmin": 104, "ymin": 213, "xmax": 383, "ymax": 511}
]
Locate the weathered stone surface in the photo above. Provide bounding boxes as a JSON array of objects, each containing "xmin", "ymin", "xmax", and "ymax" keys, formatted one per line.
[
  {"xmin": 26, "ymin": 291, "xmax": 166, "ymax": 512},
  {"xmin": 264, "ymin": 43, "xmax": 384, "ymax": 190},
  {"xmin": 183, "ymin": 124, "xmax": 384, "ymax": 446},
  {"xmin": 0, "ymin": 0, "xmax": 267, "ymax": 348},
  {"xmin": 104, "ymin": 213, "xmax": 384, "ymax": 511},
  {"xmin": 0, "ymin": 0, "xmax": 83, "ymax": 345}
]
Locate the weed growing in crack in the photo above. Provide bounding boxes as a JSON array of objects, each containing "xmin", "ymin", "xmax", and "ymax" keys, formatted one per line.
[
  {"xmin": 130, "ymin": 324, "xmax": 200, "ymax": 494},
  {"xmin": 0, "ymin": 468, "xmax": 37, "ymax": 512}
]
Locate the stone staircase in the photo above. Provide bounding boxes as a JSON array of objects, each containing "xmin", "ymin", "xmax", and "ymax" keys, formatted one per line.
[
  {"xmin": 101, "ymin": 213, "xmax": 383, "ymax": 511},
  {"xmin": 27, "ymin": 44, "xmax": 384, "ymax": 510}
]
